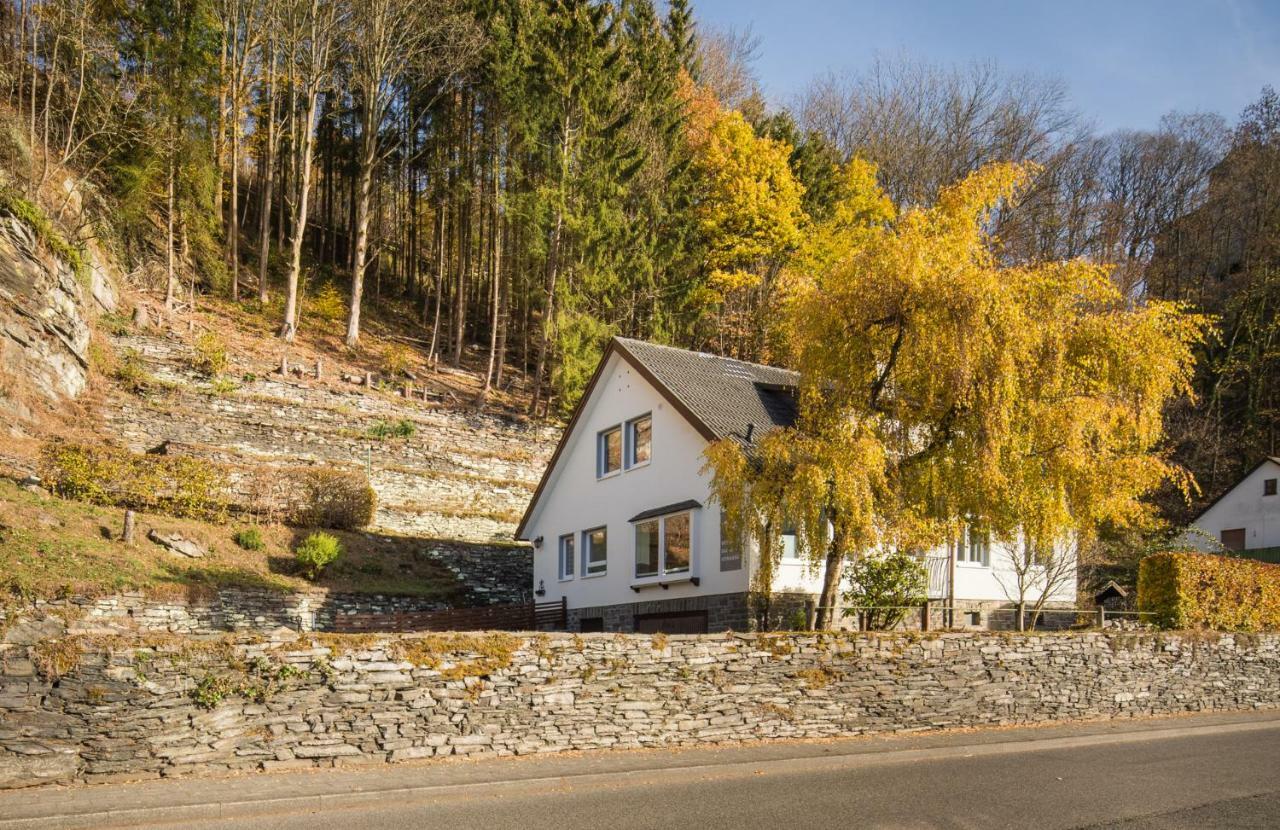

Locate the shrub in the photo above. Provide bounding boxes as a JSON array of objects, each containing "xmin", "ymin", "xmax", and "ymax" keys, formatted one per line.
[
  {"xmin": 250, "ymin": 466, "xmax": 377, "ymax": 530},
  {"xmin": 1138, "ymin": 551, "xmax": 1280, "ymax": 631},
  {"xmin": 842, "ymin": 549, "xmax": 929, "ymax": 630},
  {"xmin": 367, "ymin": 418, "xmax": 415, "ymax": 440},
  {"xmin": 307, "ymin": 282, "xmax": 346, "ymax": 323},
  {"xmin": 113, "ymin": 347, "xmax": 153, "ymax": 393},
  {"xmin": 382, "ymin": 345, "xmax": 414, "ymax": 378},
  {"xmin": 40, "ymin": 440, "xmax": 228, "ymax": 521},
  {"xmin": 209, "ymin": 376, "xmax": 238, "ymax": 396},
  {"xmin": 190, "ymin": 332, "xmax": 229, "ymax": 377},
  {"xmin": 295, "ymin": 532, "xmax": 342, "ymax": 580},
  {"xmin": 233, "ymin": 527, "xmax": 265, "ymax": 551}
]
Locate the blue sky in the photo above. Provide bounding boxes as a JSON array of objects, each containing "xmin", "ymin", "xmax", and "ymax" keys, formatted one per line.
[{"xmin": 690, "ymin": 0, "xmax": 1279, "ymax": 133}]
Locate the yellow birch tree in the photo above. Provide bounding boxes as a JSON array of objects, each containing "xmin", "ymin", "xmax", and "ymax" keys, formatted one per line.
[{"xmin": 705, "ymin": 161, "xmax": 1206, "ymax": 629}]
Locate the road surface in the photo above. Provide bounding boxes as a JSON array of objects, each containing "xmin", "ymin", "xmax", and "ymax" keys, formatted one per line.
[{"xmin": 3, "ymin": 710, "xmax": 1279, "ymax": 829}]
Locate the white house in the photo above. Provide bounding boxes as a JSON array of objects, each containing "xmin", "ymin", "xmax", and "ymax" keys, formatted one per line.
[
  {"xmin": 516, "ymin": 337, "xmax": 1076, "ymax": 634},
  {"xmin": 1183, "ymin": 457, "xmax": 1280, "ymax": 559}
]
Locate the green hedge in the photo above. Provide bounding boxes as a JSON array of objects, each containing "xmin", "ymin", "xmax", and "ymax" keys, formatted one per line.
[{"xmin": 1138, "ymin": 551, "xmax": 1280, "ymax": 630}]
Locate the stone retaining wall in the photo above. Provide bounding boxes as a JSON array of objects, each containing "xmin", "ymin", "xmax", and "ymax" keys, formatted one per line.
[{"xmin": 2, "ymin": 628, "xmax": 1278, "ymax": 789}]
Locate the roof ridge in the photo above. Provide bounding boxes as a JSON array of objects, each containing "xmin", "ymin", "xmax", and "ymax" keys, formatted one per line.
[{"xmin": 612, "ymin": 336, "xmax": 798, "ymax": 376}]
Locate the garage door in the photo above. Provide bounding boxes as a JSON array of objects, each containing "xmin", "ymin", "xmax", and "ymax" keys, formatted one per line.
[{"xmin": 634, "ymin": 611, "xmax": 708, "ymax": 634}]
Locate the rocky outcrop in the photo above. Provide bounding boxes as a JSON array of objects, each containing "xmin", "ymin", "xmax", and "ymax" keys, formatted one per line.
[{"xmin": 0, "ymin": 216, "xmax": 92, "ymax": 420}]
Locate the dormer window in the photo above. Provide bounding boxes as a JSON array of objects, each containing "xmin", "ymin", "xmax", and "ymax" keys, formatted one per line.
[
  {"xmin": 626, "ymin": 414, "xmax": 651, "ymax": 468},
  {"xmin": 597, "ymin": 426, "xmax": 622, "ymax": 477}
]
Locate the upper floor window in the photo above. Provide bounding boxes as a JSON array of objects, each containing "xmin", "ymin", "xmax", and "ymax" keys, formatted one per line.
[
  {"xmin": 583, "ymin": 527, "xmax": 608, "ymax": 577},
  {"xmin": 597, "ymin": 426, "xmax": 622, "ymax": 478},
  {"xmin": 626, "ymin": 414, "xmax": 652, "ymax": 468},
  {"xmin": 558, "ymin": 533, "xmax": 575, "ymax": 580},
  {"xmin": 634, "ymin": 511, "xmax": 692, "ymax": 578},
  {"xmin": 952, "ymin": 525, "xmax": 990, "ymax": 566},
  {"xmin": 1266, "ymin": 478, "xmax": 1277, "ymax": 496}
]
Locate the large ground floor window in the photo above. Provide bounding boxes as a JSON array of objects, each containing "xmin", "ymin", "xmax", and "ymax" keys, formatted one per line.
[{"xmin": 634, "ymin": 511, "xmax": 692, "ymax": 578}]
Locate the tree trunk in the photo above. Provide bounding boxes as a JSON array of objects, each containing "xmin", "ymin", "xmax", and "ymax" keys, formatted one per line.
[
  {"xmin": 814, "ymin": 526, "xmax": 846, "ymax": 630},
  {"xmin": 345, "ymin": 98, "xmax": 376, "ymax": 348}
]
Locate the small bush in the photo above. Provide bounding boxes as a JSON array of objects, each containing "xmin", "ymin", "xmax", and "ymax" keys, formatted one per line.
[
  {"xmin": 295, "ymin": 532, "xmax": 342, "ymax": 580},
  {"xmin": 1139, "ymin": 551, "xmax": 1280, "ymax": 630},
  {"xmin": 40, "ymin": 440, "xmax": 228, "ymax": 521},
  {"xmin": 842, "ymin": 549, "xmax": 928, "ymax": 631},
  {"xmin": 382, "ymin": 345, "xmax": 414, "ymax": 378},
  {"xmin": 113, "ymin": 347, "xmax": 153, "ymax": 393},
  {"xmin": 307, "ymin": 282, "xmax": 346, "ymax": 324},
  {"xmin": 367, "ymin": 418, "xmax": 415, "ymax": 440},
  {"xmin": 209, "ymin": 376, "xmax": 238, "ymax": 396},
  {"xmin": 233, "ymin": 527, "xmax": 265, "ymax": 551},
  {"xmin": 250, "ymin": 466, "xmax": 377, "ymax": 530},
  {"xmin": 190, "ymin": 332, "xmax": 229, "ymax": 377}
]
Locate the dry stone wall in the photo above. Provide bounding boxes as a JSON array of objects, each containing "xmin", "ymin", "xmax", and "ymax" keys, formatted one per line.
[
  {"xmin": 2, "ymin": 629, "xmax": 1278, "ymax": 789},
  {"xmin": 100, "ymin": 333, "xmax": 557, "ymax": 542}
]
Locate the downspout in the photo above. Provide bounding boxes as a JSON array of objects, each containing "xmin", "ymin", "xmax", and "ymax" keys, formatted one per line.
[{"xmin": 947, "ymin": 539, "xmax": 956, "ymax": 629}]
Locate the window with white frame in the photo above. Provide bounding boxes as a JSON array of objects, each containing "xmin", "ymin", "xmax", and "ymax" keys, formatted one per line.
[
  {"xmin": 634, "ymin": 511, "xmax": 693, "ymax": 578},
  {"xmin": 597, "ymin": 426, "xmax": 622, "ymax": 477},
  {"xmin": 626, "ymin": 414, "xmax": 651, "ymax": 468},
  {"xmin": 582, "ymin": 527, "xmax": 607, "ymax": 576},
  {"xmin": 952, "ymin": 525, "xmax": 989, "ymax": 566},
  {"xmin": 780, "ymin": 526, "xmax": 799, "ymax": 560},
  {"xmin": 558, "ymin": 533, "xmax": 575, "ymax": 580}
]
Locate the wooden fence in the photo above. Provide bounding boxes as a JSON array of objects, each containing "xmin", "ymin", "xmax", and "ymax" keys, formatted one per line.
[{"xmin": 331, "ymin": 598, "xmax": 567, "ymax": 633}]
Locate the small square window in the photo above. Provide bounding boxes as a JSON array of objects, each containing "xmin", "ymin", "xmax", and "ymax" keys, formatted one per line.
[
  {"xmin": 626, "ymin": 415, "xmax": 652, "ymax": 468},
  {"xmin": 597, "ymin": 427, "xmax": 622, "ymax": 477},
  {"xmin": 583, "ymin": 527, "xmax": 607, "ymax": 576},
  {"xmin": 1265, "ymin": 478, "xmax": 1277, "ymax": 496},
  {"xmin": 558, "ymin": 534, "xmax": 575, "ymax": 580}
]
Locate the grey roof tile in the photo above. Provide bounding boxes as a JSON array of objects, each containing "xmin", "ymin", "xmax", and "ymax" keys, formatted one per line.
[{"xmin": 613, "ymin": 337, "xmax": 798, "ymax": 446}]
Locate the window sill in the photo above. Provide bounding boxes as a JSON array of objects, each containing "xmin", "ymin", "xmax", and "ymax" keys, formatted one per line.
[
  {"xmin": 956, "ymin": 562, "xmax": 989, "ymax": 569},
  {"xmin": 596, "ymin": 470, "xmax": 621, "ymax": 481},
  {"xmin": 558, "ymin": 576, "xmax": 575, "ymax": 583},
  {"xmin": 581, "ymin": 572, "xmax": 606, "ymax": 580},
  {"xmin": 624, "ymin": 460, "xmax": 652, "ymax": 472},
  {"xmin": 630, "ymin": 575, "xmax": 699, "ymax": 592}
]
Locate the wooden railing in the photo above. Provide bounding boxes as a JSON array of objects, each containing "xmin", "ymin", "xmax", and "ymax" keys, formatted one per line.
[{"xmin": 331, "ymin": 598, "xmax": 567, "ymax": 633}]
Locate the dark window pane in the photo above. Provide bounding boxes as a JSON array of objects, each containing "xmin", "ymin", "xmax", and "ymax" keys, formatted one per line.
[
  {"xmin": 585, "ymin": 527, "xmax": 607, "ymax": 575},
  {"xmin": 664, "ymin": 513, "xmax": 690, "ymax": 573},
  {"xmin": 635, "ymin": 520, "xmax": 659, "ymax": 577},
  {"xmin": 630, "ymin": 416, "xmax": 651, "ymax": 466},
  {"xmin": 1266, "ymin": 479, "xmax": 1277, "ymax": 496},
  {"xmin": 719, "ymin": 513, "xmax": 741, "ymax": 571},
  {"xmin": 559, "ymin": 534, "xmax": 574, "ymax": 578},
  {"xmin": 600, "ymin": 428, "xmax": 621, "ymax": 475}
]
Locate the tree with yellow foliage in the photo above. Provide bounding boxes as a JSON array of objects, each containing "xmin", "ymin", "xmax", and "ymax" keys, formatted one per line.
[
  {"xmin": 683, "ymin": 78, "xmax": 804, "ymax": 358},
  {"xmin": 705, "ymin": 161, "xmax": 1206, "ymax": 629}
]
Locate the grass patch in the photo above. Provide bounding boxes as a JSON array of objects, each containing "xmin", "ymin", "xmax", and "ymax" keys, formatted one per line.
[
  {"xmin": 367, "ymin": 418, "xmax": 416, "ymax": 440},
  {"xmin": 0, "ymin": 479, "xmax": 468, "ymax": 603}
]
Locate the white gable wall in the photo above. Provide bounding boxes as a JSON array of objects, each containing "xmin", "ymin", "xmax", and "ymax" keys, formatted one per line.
[
  {"xmin": 523, "ymin": 351, "xmax": 749, "ymax": 612},
  {"xmin": 1185, "ymin": 459, "xmax": 1280, "ymax": 551}
]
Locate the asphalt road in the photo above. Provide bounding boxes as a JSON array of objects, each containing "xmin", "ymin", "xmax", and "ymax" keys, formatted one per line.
[{"xmin": 5, "ymin": 712, "xmax": 1280, "ymax": 830}]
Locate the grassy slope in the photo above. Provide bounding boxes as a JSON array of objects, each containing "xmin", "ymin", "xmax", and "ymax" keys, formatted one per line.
[{"xmin": 0, "ymin": 479, "xmax": 471, "ymax": 602}]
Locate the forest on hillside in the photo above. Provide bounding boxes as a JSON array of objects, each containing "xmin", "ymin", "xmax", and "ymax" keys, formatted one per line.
[{"xmin": 1, "ymin": 0, "xmax": 1278, "ymax": 523}]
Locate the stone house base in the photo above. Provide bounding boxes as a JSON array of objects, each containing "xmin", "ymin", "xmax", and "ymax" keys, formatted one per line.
[{"xmin": 566, "ymin": 593, "xmax": 1082, "ymax": 634}]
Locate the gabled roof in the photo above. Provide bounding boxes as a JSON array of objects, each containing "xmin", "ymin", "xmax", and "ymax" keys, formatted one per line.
[
  {"xmin": 514, "ymin": 337, "xmax": 799, "ymax": 540},
  {"xmin": 611, "ymin": 338, "xmax": 798, "ymax": 445},
  {"xmin": 1191, "ymin": 456, "xmax": 1280, "ymax": 523}
]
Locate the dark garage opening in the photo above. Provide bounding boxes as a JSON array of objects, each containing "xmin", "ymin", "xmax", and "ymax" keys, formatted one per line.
[{"xmin": 634, "ymin": 610, "xmax": 708, "ymax": 635}]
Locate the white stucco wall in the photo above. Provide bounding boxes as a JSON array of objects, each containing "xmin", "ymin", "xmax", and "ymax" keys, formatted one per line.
[
  {"xmin": 522, "ymin": 351, "xmax": 750, "ymax": 611},
  {"xmin": 1184, "ymin": 459, "xmax": 1280, "ymax": 551}
]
